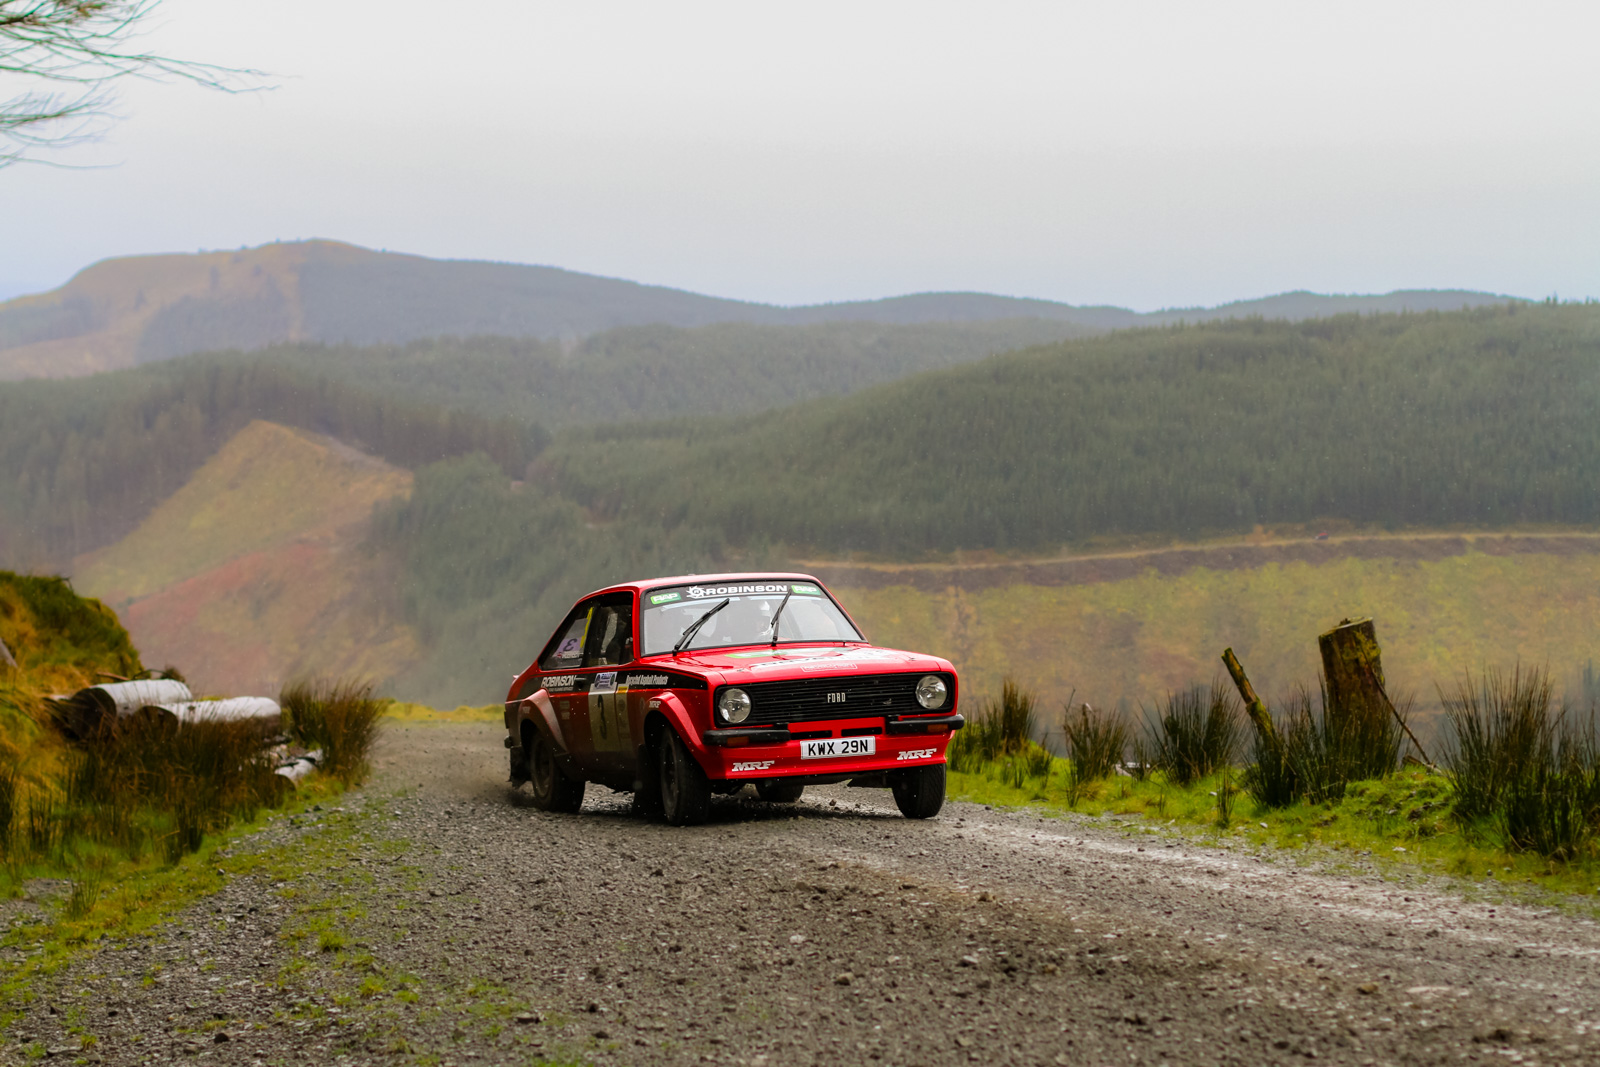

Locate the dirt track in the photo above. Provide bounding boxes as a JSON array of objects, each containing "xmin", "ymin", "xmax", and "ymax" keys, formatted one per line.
[
  {"xmin": 9, "ymin": 720, "xmax": 1600, "ymax": 1066},
  {"xmin": 804, "ymin": 531, "xmax": 1600, "ymax": 594}
]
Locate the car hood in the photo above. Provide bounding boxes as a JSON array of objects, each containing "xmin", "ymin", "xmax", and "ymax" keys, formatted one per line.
[{"xmin": 652, "ymin": 645, "xmax": 948, "ymax": 679}]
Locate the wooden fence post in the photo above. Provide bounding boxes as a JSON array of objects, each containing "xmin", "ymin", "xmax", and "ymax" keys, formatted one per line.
[
  {"xmin": 1222, "ymin": 647, "xmax": 1281, "ymax": 758},
  {"xmin": 1317, "ymin": 617, "xmax": 1430, "ymax": 764}
]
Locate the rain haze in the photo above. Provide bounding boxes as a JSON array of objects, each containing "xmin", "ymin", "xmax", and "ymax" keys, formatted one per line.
[
  {"xmin": 16, "ymin": 6, "xmax": 1600, "ymax": 1055},
  {"xmin": 2, "ymin": 0, "xmax": 1596, "ymax": 306}
]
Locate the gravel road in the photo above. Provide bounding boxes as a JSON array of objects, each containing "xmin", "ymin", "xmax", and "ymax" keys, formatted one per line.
[{"xmin": 9, "ymin": 720, "xmax": 1600, "ymax": 1066}]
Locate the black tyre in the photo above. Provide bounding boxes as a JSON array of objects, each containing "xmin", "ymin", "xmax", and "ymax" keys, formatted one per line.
[
  {"xmin": 526, "ymin": 728, "xmax": 585, "ymax": 813},
  {"xmin": 756, "ymin": 780, "xmax": 805, "ymax": 803},
  {"xmin": 659, "ymin": 728, "xmax": 712, "ymax": 826},
  {"xmin": 890, "ymin": 763, "xmax": 946, "ymax": 819}
]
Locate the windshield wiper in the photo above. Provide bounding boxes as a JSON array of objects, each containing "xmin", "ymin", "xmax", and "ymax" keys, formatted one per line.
[
  {"xmin": 673, "ymin": 598, "xmax": 730, "ymax": 655},
  {"xmin": 768, "ymin": 589, "xmax": 793, "ymax": 647}
]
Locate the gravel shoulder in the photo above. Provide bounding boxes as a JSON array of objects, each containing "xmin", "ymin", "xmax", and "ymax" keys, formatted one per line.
[{"xmin": 8, "ymin": 720, "xmax": 1600, "ymax": 1066}]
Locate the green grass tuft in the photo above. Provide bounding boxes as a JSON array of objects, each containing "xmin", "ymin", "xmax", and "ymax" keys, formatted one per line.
[
  {"xmin": 947, "ymin": 677, "xmax": 1036, "ymax": 772},
  {"xmin": 1061, "ymin": 701, "xmax": 1127, "ymax": 781},
  {"xmin": 1442, "ymin": 666, "xmax": 1600, "ymax": 860},
  {"xmin": 1140, "ymin": 679, "xmax": 1240, "ymax": 787},
  {"xmin": 282, "ymin": 678, "xmax": 386, "ymax": 784}
]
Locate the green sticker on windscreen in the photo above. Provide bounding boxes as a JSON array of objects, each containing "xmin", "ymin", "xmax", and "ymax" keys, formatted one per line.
[
  {"xmin": 790, "ymin": 583, "xmax": 823, "ymax": 596},
  {"xmin": 649, "ymin": 591, "xmax": 682, "ymax": 605}
]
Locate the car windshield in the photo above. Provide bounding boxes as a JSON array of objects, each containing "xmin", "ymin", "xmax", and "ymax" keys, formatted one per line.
[{"xmin": 640, "ymin": 580, "xmax": 863, "ymax": 655}]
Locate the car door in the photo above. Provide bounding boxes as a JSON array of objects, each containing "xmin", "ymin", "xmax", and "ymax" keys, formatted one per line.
[
  {"xmin": 538, "ymin": 598, "xmax": 599, "ymax": 765},
  {"xmin": 581, "ymin": 593, "xmax": 636, "ymax": 772}
]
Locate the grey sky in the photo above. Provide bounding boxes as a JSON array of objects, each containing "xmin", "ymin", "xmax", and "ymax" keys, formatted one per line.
[{"xmin": 3, "ymin": 0, "xmax": 1595, "ymax": 308}]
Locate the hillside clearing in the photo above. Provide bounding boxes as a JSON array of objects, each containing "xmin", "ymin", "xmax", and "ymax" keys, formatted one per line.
[{"xmin": 70, "ymin": 421, "xmax": 418, "ymax": 698}]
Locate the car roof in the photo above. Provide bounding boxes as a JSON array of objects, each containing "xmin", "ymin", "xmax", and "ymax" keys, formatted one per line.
[{"xmin": 576, "ymin": 572, "xmax": 826, "ymax": 600}]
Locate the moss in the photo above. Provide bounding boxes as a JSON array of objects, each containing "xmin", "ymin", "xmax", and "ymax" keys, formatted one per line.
[
  {"xmin": 0, "ymin": 572, "xmax": 147, "ymax": 800},
  {"xmin": 0, "ymin": 572, "xmax": 143, "ymax": 687}
]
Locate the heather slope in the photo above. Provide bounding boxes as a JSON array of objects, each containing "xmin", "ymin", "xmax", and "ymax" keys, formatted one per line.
[
  {"xmin": 819, "ymin": 534, "xmax": 1600, "ymax": 744},
  {"xmin": 71, "ymin": 421, "xmax": 419, "ymax": 698},
  {"xmin": 76, "ymin": 421, "xmax": 411, "ymax": 604}
]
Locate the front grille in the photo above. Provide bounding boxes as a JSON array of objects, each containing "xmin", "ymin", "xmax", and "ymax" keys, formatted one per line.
[{"xmin": 726, "ymin": 672, "xmax": 954, "ymax": 726}]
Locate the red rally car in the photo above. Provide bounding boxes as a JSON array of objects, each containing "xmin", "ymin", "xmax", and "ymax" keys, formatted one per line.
[{"xmin": 504, "ymin": 573, "xmax": 964, "ymax": 825}]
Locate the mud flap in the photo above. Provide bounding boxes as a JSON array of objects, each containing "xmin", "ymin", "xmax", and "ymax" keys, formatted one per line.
[{"xmin": 633, "ymin": 742, "xmax": 664, "ymax": 815}]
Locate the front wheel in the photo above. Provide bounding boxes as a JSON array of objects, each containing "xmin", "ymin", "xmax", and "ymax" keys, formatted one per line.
[
  {"xmin": 890, "ymin": 763, "xmax": 946, "ymax": 819},
  {"xmin": 659, "ymin": 729, "xmax": 712, "ymax": 826},
  {"xmin": 527, "ymin": 729, "xmax": 585, "ymax": 813}
]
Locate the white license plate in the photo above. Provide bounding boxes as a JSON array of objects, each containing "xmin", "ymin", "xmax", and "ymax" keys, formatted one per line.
[{"xmin": 800, "ymin": 736, "xmax": 876, "ymax": 759}]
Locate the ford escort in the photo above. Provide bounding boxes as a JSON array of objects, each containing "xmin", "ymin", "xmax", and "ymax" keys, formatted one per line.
[{"xmin": 504, "ymin": 573, "xmax": 963, "ymax": 825}]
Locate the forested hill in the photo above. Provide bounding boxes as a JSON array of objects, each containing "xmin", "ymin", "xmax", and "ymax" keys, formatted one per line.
[
  {"xmin": 0, "ymin": 239, "xmax": 1520, "ymax": 379},
  {"xmin": 369, "ymin": 301, "xmax": 1600, "ymax": 701},
  {"xmin": 0, "ymin": 316, "xmax": 1090, "ymax": 568},
  {"xmin": 538, "ymin": 303, "xmax": 1600, "ymax": 555},
  {"xmin": 237, "ymin": 318, "xmax": 1099, "ymax": 426},
  {"xmin": 5, "ymin": 299, "xmax": 1593, "ymax": 704},
  {"xmin": 0, "ymin": 359, "xmax": 538, "ymax": 569}
]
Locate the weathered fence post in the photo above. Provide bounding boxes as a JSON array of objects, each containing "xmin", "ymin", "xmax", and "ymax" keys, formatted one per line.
[
  {"xmin": 1221, "ymin": 647, "xmax": 1281, "ymax": 758},
  {"xmin": 1317, "ymin": 617, "xmax": 1429, "ymax": 764}
]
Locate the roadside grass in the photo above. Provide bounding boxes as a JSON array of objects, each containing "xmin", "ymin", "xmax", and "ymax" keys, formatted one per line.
[
  {"xmin": 0, "ymin": 775, "xmax": 347, "ymax": 999},
  {"xmin": 0, "ymin": 586, "xmax": 387, "ymax": 994},
  {"xmin": 0, "ymin": 679, "xmax": 386, "ymax": 943},
  {"xmin": 948, "ymin": 757, "xmax": 1600, "ymax": 898},
  {"xmin": 949, "ymin": 668, "xmax": 1600, "ymax": 900}
]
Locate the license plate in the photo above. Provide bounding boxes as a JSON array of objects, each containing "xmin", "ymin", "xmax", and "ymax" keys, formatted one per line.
[{"xmin": 800, "ymin": 736, "xmax": 876, "ymax": 759}]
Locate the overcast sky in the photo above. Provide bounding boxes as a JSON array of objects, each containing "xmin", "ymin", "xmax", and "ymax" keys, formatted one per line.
[{"xmin": 2, "ymin": 0, "xmax": 1596, "ymax": 308}]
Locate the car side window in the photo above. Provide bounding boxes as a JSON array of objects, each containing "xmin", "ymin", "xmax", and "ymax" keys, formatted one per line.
[
  {"xmin": 540, "ymin": 604, "xmax": 593, "ymax": 671},
  {"xmin": 584, "ymin": 597, "xmax": 635, "ymax": 668}
]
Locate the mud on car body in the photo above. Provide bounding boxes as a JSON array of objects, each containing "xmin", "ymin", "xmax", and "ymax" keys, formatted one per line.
[{"xmin": 504, "ymin": 573, "xmax": 963, "ymax": 825}]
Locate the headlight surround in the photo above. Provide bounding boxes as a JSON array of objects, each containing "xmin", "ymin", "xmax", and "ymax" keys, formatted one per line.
[
  {"xmin": 718, "ymin": 687, "xmax": 752, "ymax": 724},
  {"xmin": 915, "ymin": 675, "xmax": 948, "ymax": 710}
]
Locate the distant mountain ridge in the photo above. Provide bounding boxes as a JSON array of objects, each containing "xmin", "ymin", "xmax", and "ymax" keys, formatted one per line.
[{"xmin": 0, "ymin": 239, "xmax": 1524, "ymax": 379}]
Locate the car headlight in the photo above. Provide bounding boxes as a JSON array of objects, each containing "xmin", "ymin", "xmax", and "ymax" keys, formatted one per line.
[
  {"xmin": 718, "ymin": 687, "xmax": 752, "ymax": 724},
  {"xmin": 915, "ymin": 675, "xmax": 948, "ymax": 710}
]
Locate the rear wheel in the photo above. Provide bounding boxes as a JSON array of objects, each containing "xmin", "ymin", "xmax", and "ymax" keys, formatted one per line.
[
  {"xmin": 890, "ymin": 763, "xmax": 946, "ymax": 819},
  {"xmin": 527, "ymin": 728, "xmax": 585, "ymax": 813},
  {"xmin": 756, "ymin": 780, "xmax": 805, "ymax": 803},
  {"xmin": 659, "ymin": 728, "xmax": 711, "ymax": 826}
]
